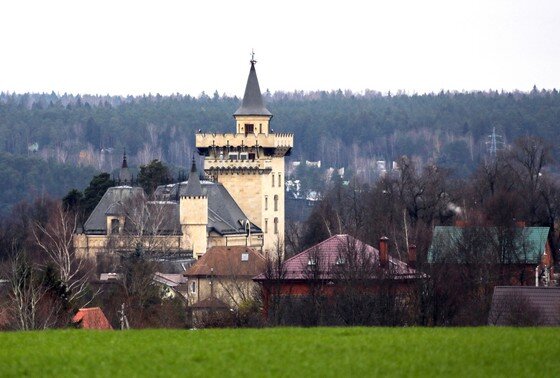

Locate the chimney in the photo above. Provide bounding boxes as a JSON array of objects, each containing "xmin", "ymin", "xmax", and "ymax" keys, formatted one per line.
[
  {"xmin": 379, "ymin": 236, "xmax": 389, "ymax": 267},
  {"xmin": 408, "ymin": 244, "xmax": 417, "ymax": 269}
]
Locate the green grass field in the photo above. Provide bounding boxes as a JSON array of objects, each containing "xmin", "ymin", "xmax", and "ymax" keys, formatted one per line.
[{"xmin": 0, "ymin": 327, "xmax": 558, "ymax": 377}]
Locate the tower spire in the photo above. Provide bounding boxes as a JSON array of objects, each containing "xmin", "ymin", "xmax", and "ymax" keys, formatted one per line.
[
  {"xmin": 185, "ymin": 155, "xmax": 203, "ymax": 197},
  {"xmin": 118, "ymin": 147, "xmax": 132, "ymax": 184},
  {"xmin": 122, "ymin": 148, "xmax": 128, "ymax": 169},
  {"xmin": 234, "ymin": 53, "xmax": 272, "ymax": 117}
]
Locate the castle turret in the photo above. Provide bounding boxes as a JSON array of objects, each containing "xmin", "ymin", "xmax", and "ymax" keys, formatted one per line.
[
  {"xmin": 196, "ymin": 56, "xmax": 293, "ymax": 253},
  {"xmin": 118, "ymin": 148, "xmax": 132, "ymax": 184},
  {"xmin": 179, "ymin": 158, "xmax": 208, "ymax": 258}
]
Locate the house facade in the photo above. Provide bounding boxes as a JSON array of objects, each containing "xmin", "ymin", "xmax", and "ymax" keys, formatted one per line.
[
  {"xmin": 184, "ymin": 246, "xmax": 265, "ymax": 308},
  {"xmin": 428, "ymin": 225, "xmax": 554, "ymax": 286},
  {"xmin": 254, "ymin": 234, "xmax": 423, "ymax": 316}
]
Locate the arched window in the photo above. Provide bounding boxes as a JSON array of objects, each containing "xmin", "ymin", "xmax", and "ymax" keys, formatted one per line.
[
  {"xmin": 274, "ymin": 217, "xmax": 279, "ymax": 234},
  {"xmin": 274, "ymin": 195, "xmax": 278, "ymax": 211},
  {"xmin": 265, "ymin": 195, "xmax": 268, "ymax": 211},
  {"xmin": 278, "ymin": 173, "xmax": 282, "ymax": 187},
  {"xmin": 271, "ymin": 173, "xmax": 275, "ymax": 187}
]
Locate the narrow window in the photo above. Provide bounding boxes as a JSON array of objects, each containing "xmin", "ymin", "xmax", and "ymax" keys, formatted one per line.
[
  {"xmin": 278, "ymin": 173, "xmax": 282, "ymax": 187},
  {"xmin": 110, "ymin": 218, "xmax": 120, "ymax": 234},
  {"xmin": 274, "ymin": 195, "xmax": 278, "ymax": 211},
  {"xmin": 265, "ymin": 195, "xmax": 268, "ymax": 211},
  {"xmin": 272, "ymin": 173, "xmax": 275, "ymax": 187},
  {"xmin": 190, "ymin": 281, "xmax": 196, "ymax": 294},
  {"xmin": 274, "ymin": 218, "xmax": 279, "ymax": 234},
  {"xmin": 265, "ymin": 218, "xmax": 268, "ymax": 234}
]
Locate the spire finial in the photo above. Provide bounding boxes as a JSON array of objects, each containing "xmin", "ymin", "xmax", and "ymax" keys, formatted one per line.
[
  {"xmin": 122, "ymin": 147, "xmax": 128, "ymax": 168},
  {"xmin": 191, "ymin": 154, "xmax": 197, "ymax": 172},
  {"xmin": 250, "ymin": 49, "xmax": 256, "ymax": 65}
]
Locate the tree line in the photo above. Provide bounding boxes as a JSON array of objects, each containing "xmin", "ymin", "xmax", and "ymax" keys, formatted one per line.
[{"xmin": 1, "ymin": 88, "xmax": 560, "ymax": 210}]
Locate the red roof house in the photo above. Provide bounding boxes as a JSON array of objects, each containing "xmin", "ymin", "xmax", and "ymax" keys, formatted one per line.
[
  {"xmin": 72, "ymin": 307, "xmax": 113, "ymax": 330},
  {"xmin": 254, "ymin": 234, "xmax": 423, "ymax": 316}
]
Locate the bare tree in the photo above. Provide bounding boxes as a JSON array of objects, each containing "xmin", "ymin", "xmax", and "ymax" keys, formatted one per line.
[
  {"xmin": 34, "ymin": 203, "xmax": 96, "ymax": 307},
  {"xmin": 3, "ymin": 248, "xmax": 54, "ymax": 330}
]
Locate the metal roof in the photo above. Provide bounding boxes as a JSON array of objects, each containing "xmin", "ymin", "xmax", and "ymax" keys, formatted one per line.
[
  {"xmin": 84, "ymin": 181, "xmax": 262, "ymax": 237},
  {"xmin": 489, "ymin": 286, "xmax": 560, "ymax": 325},
  {"xmin": 254, "ymin": 234, "xmax": 421, "ymax": 281},
  {"xmin": 184, "ymin": 159, "xmax": 203, "ymax": 197},
  {"xmin": 233, "ymin": 61, "xmax": 272, "ymax": 117},
  {"xmin": 428, "ymin": 226, "xmax": 550, "ymax": 264}
]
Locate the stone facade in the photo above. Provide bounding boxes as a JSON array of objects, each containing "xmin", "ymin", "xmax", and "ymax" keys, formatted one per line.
[{"xmin": 196, "ymin": 60, "xmax": 293, "ymax": 253}]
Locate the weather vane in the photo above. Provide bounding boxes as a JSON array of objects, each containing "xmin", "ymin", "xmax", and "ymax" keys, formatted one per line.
[{"xmin": 251, "ymin": 49, "xmax": 256, "ymax": 64}]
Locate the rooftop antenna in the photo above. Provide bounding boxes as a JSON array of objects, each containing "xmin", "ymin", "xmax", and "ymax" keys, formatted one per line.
[{"xmin": 251, "ymin": 49, "xmax": 256, "ymax": 64}]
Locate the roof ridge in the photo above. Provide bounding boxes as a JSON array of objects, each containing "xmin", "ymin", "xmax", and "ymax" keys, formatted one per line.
[{"xmin": 282, "ymin": 234, "xmax": 349, "ymax": 265}]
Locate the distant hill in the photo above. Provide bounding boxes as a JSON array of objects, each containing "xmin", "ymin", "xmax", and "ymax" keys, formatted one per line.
[{"xmin": 0, "ymin": 88, "xmax": 559, "ymax": 210}]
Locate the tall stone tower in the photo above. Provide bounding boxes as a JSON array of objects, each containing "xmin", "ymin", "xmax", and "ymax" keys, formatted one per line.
[{"xmin": 196, "ymin": 57, "xmax": 293, "ymax": 252}]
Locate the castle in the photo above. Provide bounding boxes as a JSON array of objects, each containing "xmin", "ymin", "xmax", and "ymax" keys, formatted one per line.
[{"xmin": 74, "ymin": 58, "xmax": 293, "ymax": 259}]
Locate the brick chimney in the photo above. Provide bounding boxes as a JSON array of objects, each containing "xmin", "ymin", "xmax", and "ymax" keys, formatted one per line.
[
  {"xmin": 379, "ymin": 236, "xmax": 389, "ymax": 267},
  {"xmin": 408, "ymin": 244, "xmax": 417, "ymax": 269}
]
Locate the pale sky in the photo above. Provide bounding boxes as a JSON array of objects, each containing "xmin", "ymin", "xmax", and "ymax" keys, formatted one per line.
[{"xmin": 0, "ymin": 0, "xmax": 559, "ymax": 96}]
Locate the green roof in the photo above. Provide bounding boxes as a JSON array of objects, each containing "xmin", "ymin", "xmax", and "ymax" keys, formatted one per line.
[{"xmin": 428, "ymin": 226, "xmax": 550, "ymax": 264}]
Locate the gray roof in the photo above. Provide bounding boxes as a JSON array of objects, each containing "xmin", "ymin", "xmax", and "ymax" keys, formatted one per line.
[
  {"xmin": 489, "ymin": 286, "xmax": 560, "ymax": 326},
  {"xmin": 83, "ymin": 186, "xmax": 145, "ymax": 234},
  {"xmin": 84, "ymin": 181, "xmax": 262, "ymax": 237},
  {"xmin": 154, "ymin": 181, "xmax": 261, "ymax": 235},
  {"xmin": 233, "ymin": 61, "xmax": 272, "ymax": 117},
  {"xmin": 184, "ymin": 159, "xmax": 203, "ymax": 197}
]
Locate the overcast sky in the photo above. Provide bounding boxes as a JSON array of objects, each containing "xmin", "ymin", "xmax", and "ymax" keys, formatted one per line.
[{"xmin": 1, "ymin": 0, "xmax": 559, "ymax": 96}]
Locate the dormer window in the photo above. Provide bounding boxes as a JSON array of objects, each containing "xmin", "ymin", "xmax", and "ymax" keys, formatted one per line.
[
  {"xmin": 241, "ymin": 253, "xmax": 249, "ymax": 261},
  {"xmin": 110, "ymin": 218, "xmax": 120, "ymax": 234},
  {"xmin": 307, "ymin": 258, "xmax": 316, "ymax": 266},
  {"xmin": 336, "ymin": 257, "xmax": 346, "ymax": 265}
]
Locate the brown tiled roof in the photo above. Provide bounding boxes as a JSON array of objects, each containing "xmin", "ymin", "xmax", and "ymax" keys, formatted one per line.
[
  {"xmin": 185, "ymin": 246, "xmax": 265, "ymax": 278},
  {"xmin": 72, "ymin": 307, "xmax": 113, "ymax": 330},
  {"xmin": 254, "ymin": 234, "xmax": 421, "ymax": 281},
  {"xmin": 489, "ymin": 286, "xmax": 560, "ymax": 326}
]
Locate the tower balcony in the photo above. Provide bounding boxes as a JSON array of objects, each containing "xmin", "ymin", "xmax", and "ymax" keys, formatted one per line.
[
  {"xmin": 202, "ymin": 157, "xmax": 273, "ymax": 174},
  {"xmin": 196, "ymin": 132, "xmax": 293, "ymax": 150}
]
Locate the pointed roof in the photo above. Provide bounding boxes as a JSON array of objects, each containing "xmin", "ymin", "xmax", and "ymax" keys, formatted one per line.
[
  {"xmin": 119, "ymin": 148, "xmax": 132, "ymax": 183},
  {"xmin": 234, "ymin": 59, "xmax": 272, "ymax": 117},
  {"xmin": 184, "ymin": 158, "xmax": 203, "ymax": 197}
]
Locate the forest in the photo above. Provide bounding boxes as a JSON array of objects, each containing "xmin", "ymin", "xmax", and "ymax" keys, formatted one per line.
[{"xmin": 0, "ymin": 87, "xmax": 560, "ymax": 210}]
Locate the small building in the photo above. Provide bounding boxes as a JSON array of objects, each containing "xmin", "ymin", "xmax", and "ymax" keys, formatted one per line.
[
  {"xmin": 488, "ymin": 286, "xmax": 560, "ymax": 326},
  {"xmin": 72, "ymin": 307, "xmax": 113, "ymax": 330},
  {"xmin": 184, "ymin": 246, "xmax": 266, "ymax": 308},
  {"xmin": 254, "ymin": 234, "xmax": 422, "ymax": 315},
  {"xmin": 428, "ymin": 225, "xmax": 553, "ymax": 285}
]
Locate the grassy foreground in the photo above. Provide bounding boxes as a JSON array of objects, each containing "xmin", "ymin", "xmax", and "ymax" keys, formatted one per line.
[{"xmin": 0, "ymin": 327, "xmax": 559, "ymax": 377}]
